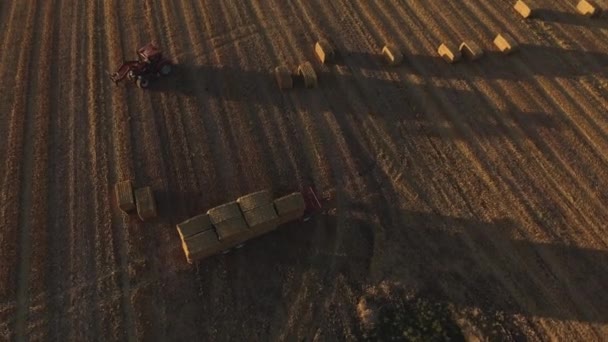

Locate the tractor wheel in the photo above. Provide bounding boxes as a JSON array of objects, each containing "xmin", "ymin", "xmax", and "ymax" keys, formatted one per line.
[
  {"xmin": 160, "ymin": 63, "xmax": 172, "ymax": 76},
  {"xmin": 137, "ymin": 77, "xmax": 149, "ymax": 89}
]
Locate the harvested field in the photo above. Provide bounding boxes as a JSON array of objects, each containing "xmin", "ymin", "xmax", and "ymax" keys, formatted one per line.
[{"xmin": 1, "ymin": 0, "xmax": 607, "ymax": 340}]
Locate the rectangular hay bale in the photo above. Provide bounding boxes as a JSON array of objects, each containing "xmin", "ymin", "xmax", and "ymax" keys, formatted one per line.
[
  {"xmin": 115, "ymin": 180, "xmax": 135, "ymax": 213},
  {"xmin": 382, "ymin": 44, "xmax": 404, "ymax": 66},
  {"xmin": 182, "ymin": 228, "xmax": 222, "ymax": 263},
  {"xmin": 493, "ymin": 33, "xmax": 519, "ymax": 54},
  {"xmin": 298, "ymin": 61, "xmax": 318, "ymax": 88},
  {"xmin": 514, "ymin": 0, "xmax": 534, "ymax": 18},
  {"xmin": 207, "ymin": 201, "xmax": 242, "ymax": 225},
  {"xmin": 437, "ymin": 43, "xmax": 461, "ymax": 64},
  {"xmin": 274, "ymin": 192, "xmax": 306, "ymax": 225},
  {"xmin": 213, "ymin": 215, "xmax": 251, "ymax": 245},
  {"xmin": 275, "ymin": 65, "xmax": 293, "ymax": 89},
  {"xmin": 135, "ymin": 186, "xmax": 157, "ymax": 221},
  {"xmin": 243, "ymin": 203, "xmax": 280, "ymax": 236},
  {"xmin": 237, "ymin": 189, "xmax": 273, "ymax": 212},
  {"xmin": 577, "ymin": 0, "xmax": 601, "ymax": 17},
  {"xmin": 315, "ymin": 40, "xmax": 335, "ymax": 64},
  {"xmin": 177, "ymin": 214, "xmax": 213, "ymax": 241},
  {"xmin": 459, "ymin": 41, "xmax": 484, "ymax": 61}
]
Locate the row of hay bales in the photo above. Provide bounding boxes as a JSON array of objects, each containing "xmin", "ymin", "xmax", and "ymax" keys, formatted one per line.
[
  {"xmin": 515, "ymin": 0, "xmax": 602, "ymax": 18},
  {"xmin": 177, "ymin": 190, "xmax": 306, "ymax": 264}
]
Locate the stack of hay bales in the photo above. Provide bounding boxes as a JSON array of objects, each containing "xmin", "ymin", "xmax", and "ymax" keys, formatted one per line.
[
  {"xmin": 207, "ymin": 202, "xmax": 251, "ymax": 246},
  {"xmin": 237, "ymin": 190, "xmax": 280, "ymax": 236},
  {"xmin": 177, "ymin": 214, "xmax": 223, "ymax": 264},
  {"xmin": 274, "ymin": 192, "xmax": 306, "ymax": 226},
  {"xmin": 176, "ymin": 189, "xmax": 309, "ymax": 263}
]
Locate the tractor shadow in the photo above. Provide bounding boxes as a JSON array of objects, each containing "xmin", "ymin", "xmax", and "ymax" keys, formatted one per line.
[{"xmin": 535, "ymin": 8, "xmax": 608, "ymax": 28}]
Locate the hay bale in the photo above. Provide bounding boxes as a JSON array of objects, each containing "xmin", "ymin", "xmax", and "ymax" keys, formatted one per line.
[
  {"xmin": 382, "ymin": 44, "xmax": 404, "ymax": 66},
  {"xmin": 493, "ymin": 33, "xmax": 519, "ymax": 54},
  {"xmin": 459, "ymin": 41, "xmax": 484, "ymax": 61},
  {"xmin": 115, "ymin": 180, "xmax": 135, "ymax": 213},
  {"xmin": 274, "ymin": 192, "xmax": 306, "ymax": 225},
  {"xmin": 437, "ymin": 43, "xmax": 461, "ymax": 64},
  {"xmin": 213, "ymin": 215, "xmax": 251, "ymax": 245},
  {"xmin": 207, "ymin": 201, "xmax": 242, "ymax": 225},
  {"xmin": 298, "ymin": 61, "xmax": 318, "ymax": 88},
  {"xmin": 177, "ymin": 214, "xmax": 212, "ymax": 241},
  {"xmin": 135, "ymin": 186, "xmax": 157, "ymax": 221},
  {"xmin": 243, "ymin": 203, "xmax": 280, "ymax": 236},
  {"xmin": 577, "ymin": 0, "xmax": 602, "ymax": 17},
  {"xmin": 275, "ymin": 65, "xmax": 293, "ymax": 89},
  {"xmin": 182, "ymin": 228, "xmax": 222, "ymax": 263},
  {"xmin": 237, "ymin": 189, "xmax": 273, "ymax": 212},
  {"xmin": 315, "ymin": 40, "xmax": 335, "ymax": 64},
  {"xmin": 514, "ymin": 0, "xmax": 535, "ymax": 18}
]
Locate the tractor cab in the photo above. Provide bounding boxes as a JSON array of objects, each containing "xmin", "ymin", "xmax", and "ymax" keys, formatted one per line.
[{"xmin": 137, "ymin": 43, "xmax": 163, "ymax": 64}]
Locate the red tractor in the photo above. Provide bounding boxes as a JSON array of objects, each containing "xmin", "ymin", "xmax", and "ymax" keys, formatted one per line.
[{"xmin": 110, "ymin": 43, "xmax": 172, "ymax": 89}]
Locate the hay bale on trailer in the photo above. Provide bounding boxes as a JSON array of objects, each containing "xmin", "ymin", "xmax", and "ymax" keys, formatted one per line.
[
  {"xmin": 577, "ymin": 0, "xmax": 602, "ymax": 17},
  {"xmin": 115, "ymin": 180, "xmax": 135, "ymax": 213},
  {"xmin": 135, "ymin": 186, "xmax": 157, "ymax": 221},
  {"xmin": 298, "ymin": 61, "xmax": 318, "ymax": 88},
  {"xmin": 275, "ymin": 65, "xmax": 293, "ymax": 89},
  {"xmin": 207, "ymin": 201, "xmax": 250, "ymax": 245},
  {"xmin": 437, "ymin": 43, "xmax": 461, "ymax": 64},
  {"xmin": 274, "ymin": 192, "xmax": 306, "ymax": 225},
  {"xmin": 382, "ymin": 44, "xmax": 404, "ymax": 66},
  {"xmin": 494, "ymin": 33, "xmax": 519, "ymax": 54},
  {"xmin": 213, "ymin": 216, "xmax": 250, "ymax": 245},
  {"xmin": 459, "ymin": 41, "xmax": 484, "ymax": 61},
  {"xmin": 237, "ymin": 189, "xmax": 273, "ymax": 212},
  {"xmin": 315, "ymin": 40, "xmax": 335, "ymax": 64},
  {"xmin": 514, "ymin": 0, "xmax": 536, "ymax": 18},
  {"xmin": 207, "ymin": 201, "xmax": 242, "ymax": 224},
  {"xmin": 177, "ymin": 214, "xmax": 212, "ymax": 241},
  {"xmin": 243, "ymin": 204, "xmax": 280, "ymax": 236},
  {"xmin": 181, "ymin": 228, "xmax": 223, "ymax": 264}
]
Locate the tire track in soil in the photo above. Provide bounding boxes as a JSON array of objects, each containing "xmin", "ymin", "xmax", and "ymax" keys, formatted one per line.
[
  {"xmin": 421, "ymin": 0, "xmax": 607, "ymax": 327},
  {"xmin": 0, "ymin": 0, "xmax": 36, "ymax": 309},
  {"xmin": 351, "ymin": 3, "xmax": 547, "ymax": 336},
  {"xmin": 45, "ymin": 0, "xmax": 77, "ymax": 338},
  {"xmin": 102, "ymin": 0, "xmax": 138, "ymax": 340},
  {"xmin": 465, "ymin": 0, "xmax": 608, "ymax": 244},
  {"xmin": 495, "ymin": 0, "xmax": 608, "ymax": 156},
  {"xmin": 6, "ymin": 0, "xmax": 39, "ymax": 339},
  {"xmin": 478, "ymin": 0, "xmax": 608, "ymax": 200},
  {"xmin": 0, "ymin": 1, "xmax": 25, "ymax": 179},
  {"xmin": 116, "ymin": 1, "xmax": 167, "ymax": 340},
  {"xmin": 452, "ymin": 0, "xmax": 608, "ymax": 325},
  {"xmin": 88, "ymin": 0, "xmax": 125, "ymax": 340},
  {"xmin": 167, "ymin": 1, "xmax": 233, "ymax": 339},
  {"xmin": 20, "ymin": 0, "xmax": 59, "ymax": 339}
]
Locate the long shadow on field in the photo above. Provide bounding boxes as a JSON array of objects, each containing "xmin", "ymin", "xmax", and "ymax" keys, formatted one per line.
[
  {"xmin": 363, "ymin": 209, "xmax": 608, "ymax": 324},
  {"xmin": 344, "ymin": 45, "xmax": 608, "ymax": 79},
  {"xmin": 146, "ymin": 62, "xmax": 561, "ymax": 141},
  {"xmin": 535, "ymin": 8, "xmax": 608, "ymax": 28}
]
